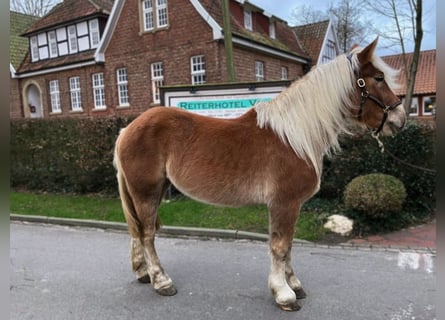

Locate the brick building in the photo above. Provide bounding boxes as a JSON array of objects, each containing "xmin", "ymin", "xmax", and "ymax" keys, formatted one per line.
[
  {"xmin": 11, "ymin": 0, "xmax": 310, "ymax": 119},
  {"xmin": 382, "ymin": 49, "xmax": 436, "ymax": 119}
]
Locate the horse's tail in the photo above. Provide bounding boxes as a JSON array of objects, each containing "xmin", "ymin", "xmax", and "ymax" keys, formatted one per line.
[{"xmin": 113, "ymin": 128, "xmax": 145, "ymax": 239}]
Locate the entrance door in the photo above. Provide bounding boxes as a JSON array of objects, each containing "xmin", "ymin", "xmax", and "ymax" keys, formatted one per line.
[{"xmin": 26, "ymin": 84, "xmax": 43, "ymax": 118}]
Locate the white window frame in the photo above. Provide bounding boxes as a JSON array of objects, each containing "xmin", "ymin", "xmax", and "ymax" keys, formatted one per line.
[
  {"xmin": 244, "ymin": 9, "xmax": 252, "ymax": 31},
  {"xmin": 151, "ymin": 62, "xmax": 164, "ymax": 104},
  {"xmin": 269, "ymin": 21, "xmax": 276, "ymax": 39},
  {"xmin": 49, "ymin": 80, "xmax": 61, "ymax": 113},
  {"xmin": 142, "ymin": 0, "xmax": 168, "ymax": 31},
  {"xmin": 281, "ymin": 66, "xmax": 288, "ymax": 80},
  {"xmin": 191, "ymin": 55, "xmax": 206, "ymax": 85},
  {"xmin": 117, "ymin": 68, "xmax": 129, "ymax": 107},
  {"xmin": 142, "ymin": 0, "xmax": 154, "ymax": 30},
  {"xmin": 156, "ymin": 0, "xmax": 168, "ymax": 28},
  {"xmin": 406, "ymin": 97, "xmax": 419, "ymax": 116},
  {"xmin": 68, "ymin": 25, "xmax": 78, "ymax": 53},
  {"xmin": 89, "ymin": 19, "xmax": 100, "ymax": 48},
  {"xmin": 422, "ymin": 95, "xmax": 435, "ymax": 116},
  {"xmin": 69, "ymin": 76, "xmax": 82, "ymax": 111},
  {"xmin": 30, "ymin": 36, "xmax": 39, "ymax": 61},
  {"xmin": 255, "ymin": 61, "xmax": 264, "ymax": 81},
  {"xmin": 48, "ymin": 31, "xmax": 58, "ymax": 58},
  {"xmin": 92, "ymin": 73, "xmax": 106, "ymax": 109}
]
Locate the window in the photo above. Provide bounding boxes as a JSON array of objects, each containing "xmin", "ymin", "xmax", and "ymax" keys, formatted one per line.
[
  {"xmin": 255, "ymin": 61, "xmax": 264, "ymax": 81},
  {"xmin": 69, "ymin": 76, "xmax": 82, "ymax": 111},
  {"xmin": 269, "ymin": 21, "xmax": 276, "ymax": 39},
  {"xmin": 244, "ymin": 9, "xmax": 252, "ymax": 31},
  {"xmin": 151, "ymin": 62, "xmax": 164, "ymax": 103},
  {"xmin": 92, "ymin": 73, "xmax": 106, "ymax": 109},
  {"xmin": 142, "ymin": 0, "xmax": 168, "ymax": 31},
  {"xmin": 117, "ymin": 68, "xmax": 129, "ymax": 106},
  {"xmin": 423, "ymin": 96, "xmax": 436, "ymax": 116},
  {"xmin": 156, "ymin": 0, "xmax": 168, "ymax": 27},
  {"xmin": 191, "ymin": 55, "xmax": 206, "ymax": 85},
  {"xmin": 68, "ymin": 25, "xmax": 78, "ymax": 53},
  {"xmin": 321, "ymin": 39, "xmax": 337, "ymax": 64},
  {"xmin": 407, "ymin": 97, "xmax": 419, "ymax": 116},
  {"xmin": 48, "ymin": 31, "xmax": 58, "ymax": 58},
  {"xmin": 89, "ymin": 19, "xmax": 100, "ymax": 48},
  {"xmin": 30, "ymin": 36, "xmax": 39, "ymax": 61},
  {"xmin": 281, "ymin": 66, "xmax": 288, "ymax": 80},
  {"xmin": 49, "ymin": 80, "xmax": 61, "ymax": 113}
]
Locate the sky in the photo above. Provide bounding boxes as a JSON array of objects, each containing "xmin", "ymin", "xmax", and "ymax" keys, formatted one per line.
[{"xmin": 251, "ymin": 0, "xmax": 436, "ymax": 56}]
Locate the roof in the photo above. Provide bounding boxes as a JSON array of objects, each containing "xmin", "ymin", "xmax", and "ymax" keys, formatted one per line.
[
  {"xmin": 198, "ymin": 0, "xmax": 309, "ymax": 60},
  {"xmin": 16, "ymin": 0, "xmax": 114, "ymax": 75},
  {"xmin": 22, "ymin": 0, "xmax": 114, "ymax": 36},
  {"xmin": 382, "ymin": 49, "xmax": 436, "ymax": 96},
  {"xmin": 293, "ymin": 19, "xmax": 330, "ymax": 65},
  {"xmin": 17, "ymin": 50, "xmax": 96, "ymax": 74},
  {"xmin": 10, "ymin": 11, "xmax": 38, "ymax": 71}
]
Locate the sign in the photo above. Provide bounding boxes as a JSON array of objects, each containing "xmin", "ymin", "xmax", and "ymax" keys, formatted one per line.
[{"xmin": 161, "ymin": 81, "xmax": 290, "ymax": 119}]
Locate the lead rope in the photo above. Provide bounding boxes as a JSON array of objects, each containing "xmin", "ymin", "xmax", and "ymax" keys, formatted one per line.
[
  {"xmin": 370, "ymin": 132, "xmax": 436, "ymax": 174},
  {"xmin": 371, "ymin": 131, "xmax": 385, "ymax": 153}
]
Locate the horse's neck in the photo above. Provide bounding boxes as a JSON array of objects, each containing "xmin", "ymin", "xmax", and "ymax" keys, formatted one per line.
[{"xmin": 255, "ymin": 60, "xmax": 353, "ymax": 177}]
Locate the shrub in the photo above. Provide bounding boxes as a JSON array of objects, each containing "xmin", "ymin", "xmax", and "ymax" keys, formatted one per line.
[
  {"xmin": 344, "ymin": 173, "xmax": 406, "ymax": 218},
  {"xmin": 320, "ymin": 120, "xmax": 435, "ymax": 216},
  {"xmin": 10, "ymin": 116, "xmax": 135, "ymax": 195}
]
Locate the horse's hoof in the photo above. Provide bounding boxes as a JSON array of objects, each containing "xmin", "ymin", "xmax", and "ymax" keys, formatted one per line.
[
  {"xmin": 294, "ymin": 287, "xmax": 307, "ymax": 299},
  {"xmin": 137, "ymin": 274, "xmax": 151, "ymax": 284},
  {"xmin": 156, "ymin": 285, "xmax": 177, "ymax": 296},
  {"xmin": 277, "ymin": 300, "xmax": 301, "ymax": 312}
]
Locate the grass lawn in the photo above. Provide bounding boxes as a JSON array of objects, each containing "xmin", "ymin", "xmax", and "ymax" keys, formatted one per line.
[{"xmin": 10, "ymin": 192, "xmax": 333, "ymax": 241}]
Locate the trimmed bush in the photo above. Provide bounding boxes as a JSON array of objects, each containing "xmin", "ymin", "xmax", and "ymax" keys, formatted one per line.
[
  {"xmin": 344, "ymin": 173, "xmax": 406, "ymax": 217},
  {"xmin": 320, "ymin": 120, "xmax": 435, "ymax": 216},
  {"xmin": 11, "ymin": 116, "xmax": 135, "ymax": 195}
]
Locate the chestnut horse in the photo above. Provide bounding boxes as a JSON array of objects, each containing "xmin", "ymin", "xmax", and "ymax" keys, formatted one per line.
[{"xmin": 114, "ymin": 38, "xmax": 406, "ymax": 311}]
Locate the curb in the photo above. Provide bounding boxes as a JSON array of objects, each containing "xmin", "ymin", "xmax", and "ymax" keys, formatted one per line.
[
  {"xmin": 10, "ymin": 214, "xmax": 274, "ymax": 242},
  {"xmin": 9, "ymin": 214, "xmax": 435, "ymax": 253}
]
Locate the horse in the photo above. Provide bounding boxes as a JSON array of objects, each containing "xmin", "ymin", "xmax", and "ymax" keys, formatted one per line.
[{"xmin": 113, "ymin": 38, "xmax": 406, "ymax": 311}]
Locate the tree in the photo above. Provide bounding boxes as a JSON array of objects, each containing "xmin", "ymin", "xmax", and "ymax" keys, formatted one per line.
[
  {"xmin": 290, "ymin": 0, "xmax": 368, "ymax": 53},
  {"xmin": 290, "ymin": 4, "xmax": 329, "ymax": 26},
  {"xmin": 329, "ymin": 0, "xmax": 368, "ymax": 53},
  {"xmin": 364, "ymin": 0, "xmax": 423, "ymax": 114},
  {"xmin": 10, "ymin": 0, "xmax": 61, "ymax": 17}
]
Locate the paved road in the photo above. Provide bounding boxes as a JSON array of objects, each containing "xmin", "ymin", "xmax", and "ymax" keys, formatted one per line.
[{"xmin": 10, "ymin": 222, "xmax": 436, "ymax": 320}]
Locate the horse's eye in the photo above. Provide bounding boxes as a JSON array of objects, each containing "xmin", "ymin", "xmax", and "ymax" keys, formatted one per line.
[{"xmin": 374, "ymin": 74, "xmax": 384, "ymax": 82}]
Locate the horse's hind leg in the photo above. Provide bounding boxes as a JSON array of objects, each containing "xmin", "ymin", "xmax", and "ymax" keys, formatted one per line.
[
  {"xmin": 268, "ymin": 202, "xmax": 302, "ymax": 311},
  {"xmin": 130, "ymin": 238, "xmax": 150, "ymax": 283},
  {"xmin": 140, "ymin": 224, "xmax": 177, "ymax": 296}
]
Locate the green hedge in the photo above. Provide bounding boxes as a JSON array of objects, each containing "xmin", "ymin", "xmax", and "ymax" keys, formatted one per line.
[
  {"xmin": 320, "ymin": 120, "xmax": 436, "ymax": 215},
  {"xmin": 11, "ymin": 117, "xmax": 134, "ymax": 195},
  {"xmin": 11, "ymin": 118, "xmax": 436, "ymax": 217}
]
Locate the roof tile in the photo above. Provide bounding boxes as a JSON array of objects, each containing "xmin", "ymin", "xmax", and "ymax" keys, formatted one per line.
[{"xmin": 382, "ymin": 49, "xmax": 436, "ymax": 96}]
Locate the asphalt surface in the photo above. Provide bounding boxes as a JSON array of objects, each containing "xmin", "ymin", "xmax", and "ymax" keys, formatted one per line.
[{"xmin": 10, "ymin": 222, "xmax": 436, "ymax": 320}]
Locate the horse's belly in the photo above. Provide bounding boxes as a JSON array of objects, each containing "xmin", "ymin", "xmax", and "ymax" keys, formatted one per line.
[{"xmin": 166, "ymin": 167, "xmax": 268, "ymax": 207}]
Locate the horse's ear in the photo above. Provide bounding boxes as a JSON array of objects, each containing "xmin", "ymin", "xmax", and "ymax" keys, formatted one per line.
[
  {"xmin": 349, "ymin": 43, "xmax": 359, "ymax": 52},
  {"xmin": 357, "ymin": 37, "xmax": 379, "ymax": 64}
]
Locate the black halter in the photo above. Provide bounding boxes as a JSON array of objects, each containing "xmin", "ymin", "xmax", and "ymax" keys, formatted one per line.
[
  {"xmin": 347, "ymin": 54, "xmax": 402, "ymax": 134},
  {"xmin": 356, "ymin": 78, "xmax": 402, "ymax": 134}
]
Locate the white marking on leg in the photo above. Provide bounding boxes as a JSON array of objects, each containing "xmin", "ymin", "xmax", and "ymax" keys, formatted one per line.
[{"xmin": 269, "ymin": 256, "xmax": 296, "ymax": 305}]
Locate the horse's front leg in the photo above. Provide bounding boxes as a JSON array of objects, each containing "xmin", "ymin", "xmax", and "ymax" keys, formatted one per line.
[
  {"xmin": 285, "ymin": 247, "xmax": 306, "ymax": 299},
  {"xmin": 268, "ymin": 203, "xmax": 302, "ymax": 311}
]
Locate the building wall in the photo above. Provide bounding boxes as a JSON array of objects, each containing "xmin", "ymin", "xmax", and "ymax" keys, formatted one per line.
[
  {"xmin": 11, "ymin": 0, "xmax": 307, "ymax": 119},
  {"xmin": 14, "ymin": 64, "xmax": 108, "ymax": 119},
  {"xmin": 10, "ymin": 76, "xmax": 23, "ymax": 118}
]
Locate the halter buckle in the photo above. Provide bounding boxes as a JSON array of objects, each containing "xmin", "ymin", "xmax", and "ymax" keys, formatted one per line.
[{"xmin": 357, "ymin": 78, "xmax": 366, "ymax": 88}]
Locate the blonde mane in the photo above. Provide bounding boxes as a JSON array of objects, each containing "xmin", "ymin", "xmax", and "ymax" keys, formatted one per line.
[{"xmin": 255, "ymin": 49, "xmax": 399, "ymax": 177}]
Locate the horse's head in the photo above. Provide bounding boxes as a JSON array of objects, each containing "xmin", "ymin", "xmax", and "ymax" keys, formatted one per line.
[{"xmin": 349, "ymin": 37, "xmax": 406, "ymax": 136}]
